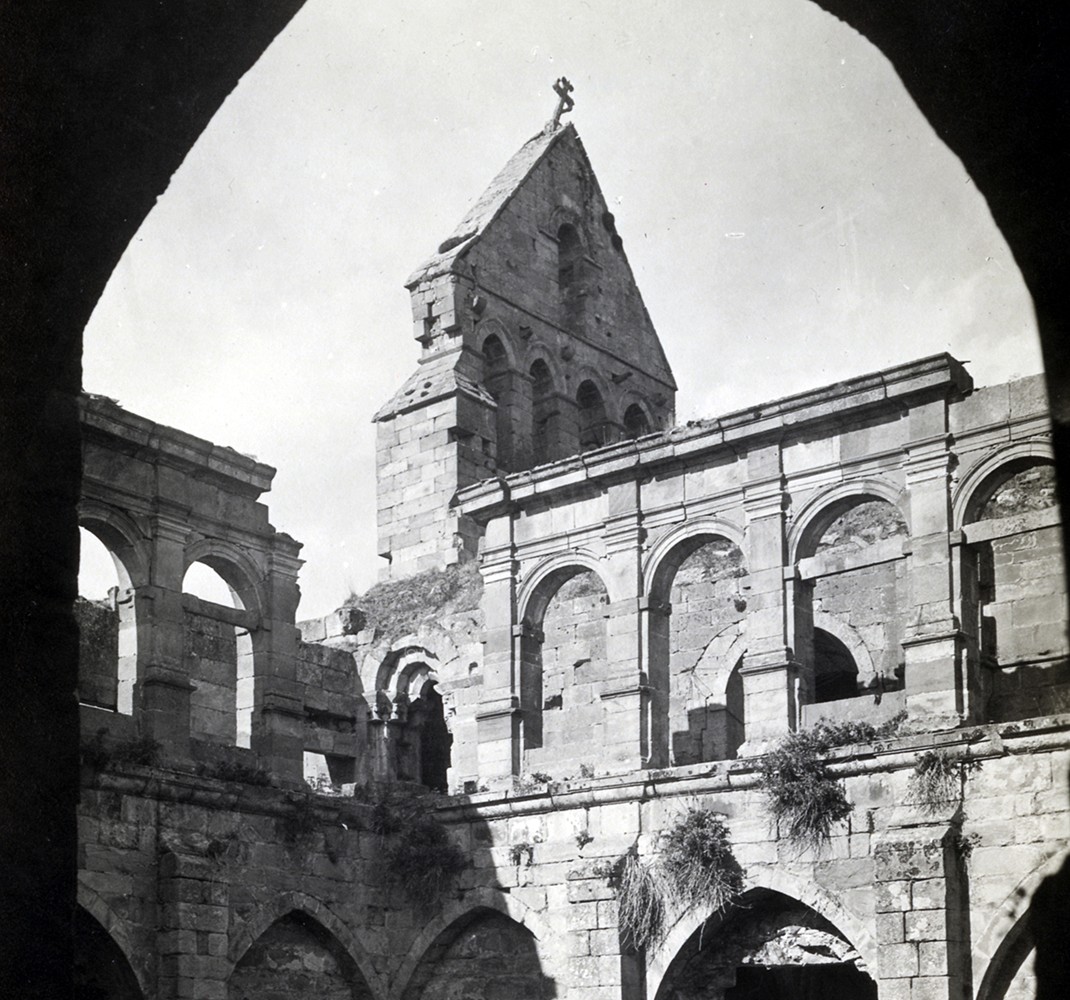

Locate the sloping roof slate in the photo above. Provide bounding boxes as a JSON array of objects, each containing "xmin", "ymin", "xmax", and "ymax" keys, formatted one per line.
[
  {"xmin": 405, "ymin": 125, "xmax": 570, "ymax": 288},
  {"xmin": 373, "ymin": 352, "xmax": 496, "ymax": 422}
]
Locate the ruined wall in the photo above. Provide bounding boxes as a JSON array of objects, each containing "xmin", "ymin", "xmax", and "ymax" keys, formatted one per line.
[
  {"xmin": 76, "ymin": 596, "xmax": 119, "ymax": 710},
  {"xmin": 76, "ymin": 716, "xmax": 1069, "ymax": 1000},
  {"xmin": 667, "ymin": 541, "xmax": 749, "ymax": 765},
  {"xmin": 75, "ymin": 363, "xmax": 1068, "ymax": 1000}
]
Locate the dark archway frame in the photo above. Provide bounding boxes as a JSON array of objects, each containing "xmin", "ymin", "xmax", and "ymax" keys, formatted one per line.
[{"xmin": 2, "ymin": 2, "xmax": 1067, "ymax": 993}]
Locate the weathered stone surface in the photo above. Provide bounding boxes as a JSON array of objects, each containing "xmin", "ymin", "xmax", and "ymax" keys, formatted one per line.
[{"xmin": 73, "ymin": 112, "xmax": 1068, "ymax": 1000}]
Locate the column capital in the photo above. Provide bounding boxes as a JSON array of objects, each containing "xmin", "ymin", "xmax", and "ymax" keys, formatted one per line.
[
  {"xmin": 637, "ymin": 595, "xmax": 671, "ymax": 616},
  {"xmin": 512, "ymin": 621, "xmax": 544, "ymax": 643}
]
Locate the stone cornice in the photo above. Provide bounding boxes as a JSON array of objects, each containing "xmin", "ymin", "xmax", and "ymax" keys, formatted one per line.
[
  {"xmin": 80, "ymin": 393, "xmax": 274, "ymax": 498},
  {"xmin": 455, "ymin": 354, "xmax": 972, "ymax": 520}
]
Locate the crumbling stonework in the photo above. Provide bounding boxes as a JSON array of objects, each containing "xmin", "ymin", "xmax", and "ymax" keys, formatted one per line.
[{"xmin": 74, "ymin": 122, "xmax": 1067, "ymax": 1000}]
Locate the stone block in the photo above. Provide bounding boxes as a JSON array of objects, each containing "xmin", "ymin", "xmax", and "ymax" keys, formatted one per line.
[
  {"xmin": 911, "ymin": 878, "xmax": 946, "ymax": 910},
  {"xmin": 911, "ymin": 975, "xmax": 951, "ymax": 1000},
  {"xmin": 596, "ymin": 899, "xmax": 620, "ymax": 928},
  {"xmin": 566, "ymin": 901, "xmax": 600, "ymax": 931},
  {"xmin": 567, "ymin": 988, "xmax": 621, "ymax": 1000},
  {"xmin": 875, "ymin": 911, "xmax": 905, "ymax": 944},
  {"xmin": 877, "ymin": 942, "xmax": 919, "ymax": 979},
  {"xmin": 588, "ymin": 927, "xmax": 620, "ymax": 956},
  {"xmin": 904, "ymin": 908, "xmax": 946, "ymax": 943},
  {"xmin": 567, "ymin": 879, "xmax": 616, "ymax": 903},
  {"xmin": 877, "ymin": 978, "xmax": 912, "ymax": 1000},
  {"xmin": 918, "ymin": 940, "xmax": 947, "ymax": 977},
  {"xmin": 568, "ymin": 955, "xmax": 622, "ymax": 986}
]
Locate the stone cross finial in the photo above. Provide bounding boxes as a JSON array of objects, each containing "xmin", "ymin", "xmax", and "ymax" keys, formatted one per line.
[{"xmin": 547, "ymin": 77, "xmax": 575, "ymax": 131}]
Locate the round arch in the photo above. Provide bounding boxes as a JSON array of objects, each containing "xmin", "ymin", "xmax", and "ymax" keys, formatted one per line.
[
  {"xmin": 76, "ymin": 881, "xmax": 151, "ymax": 998},
  {"xmin": 374, "ymin": 644, "xmax": 442, "ymax": 698},
  {"xmin": 646, "ymin": 867, "xmax": 877, "ymax": 1000},
  {"xmin": 573, "ymin": 366, "xmax": 613, "ymax": 406},
  {"xmin": 475, "ymin": 317, "xmax": 516, "ymax": 369},
  {"xmin": 973, "ymin": 847, "xmax": 1069, "ymax": 1000},
  {"xmin": 389, "ymin": 886, "xmax": 554, "ymax": 1000},
  {"xmin": 182, "ymin": 537, "xmax": 265, "ymax": 614},
  {"xmin": 812, "ymin": 610, "xmax": 876, "ymax": 680},
  {"xmin": 952, "ymin": 439, "xmax": 1056, "ymax": 528},
  {"xmin": 525, "ymin": 347, "xmax": 565, "ymax": 392},
  {"xmin": 622, "ymin": 398, "xmax": 654, "ymax": 438},
  {"xmin": 78, "ymin": 499, "xmax": 150, "ymax": 590},
  {"xmin": 226, "ymin": 890, "xmax": 384, "ymax": 998},
  {"xmin": 643, "ymin": 518, "xmax": 747, "ymax": 603},
  {"xmin": 366, "ymin": 629, "xmax": 459, "ymax": 693},
  {"xmin": 547, "ymin": 206, "xmax": 589, "ymax": 250},
  {"xmin": 517, "ymin": 550, "xmax": 615, "ymax": 626},
  {"xmin": 788, "ymin": 478, "xmax": 909, "ymax": 564},
  {"xmin": 689, "ymin": 624, "xmax": 748, "ymax": 703}
]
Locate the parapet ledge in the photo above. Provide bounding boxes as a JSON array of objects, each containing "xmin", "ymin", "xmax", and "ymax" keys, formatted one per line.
[
  {"xmin": 454, "ymin": 353, "xmax": 973, "ymax": 517},
  {"xmin": 80, "ymin": 393, "xmax": 275, "ymax": 497}
]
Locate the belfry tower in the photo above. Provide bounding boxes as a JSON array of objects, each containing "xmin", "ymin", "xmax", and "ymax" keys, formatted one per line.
[{"xmin": 374, "ymin": 94, "xmax": 676, "ymax": 579}]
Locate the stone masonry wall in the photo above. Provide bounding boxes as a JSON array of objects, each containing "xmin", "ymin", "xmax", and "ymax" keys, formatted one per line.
[{"xmin": 76, "ymin": 717, "xmax": 1069, "ymax": 1000}]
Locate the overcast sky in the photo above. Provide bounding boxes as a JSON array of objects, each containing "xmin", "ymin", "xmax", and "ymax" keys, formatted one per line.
[{"xmin": 80, "ymin": 0, "xmax": 1042, "ymax": 618}]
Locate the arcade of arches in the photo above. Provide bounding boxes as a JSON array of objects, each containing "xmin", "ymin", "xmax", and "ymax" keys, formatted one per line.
[{"xmin": 72, "ymin": 114, "xmax": 1068, "ymax": 1000}]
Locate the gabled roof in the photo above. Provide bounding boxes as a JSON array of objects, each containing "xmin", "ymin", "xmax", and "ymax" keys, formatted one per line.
[{"xmin": 405, "ymin": 125, "xmax": 572, "ymax": 288}]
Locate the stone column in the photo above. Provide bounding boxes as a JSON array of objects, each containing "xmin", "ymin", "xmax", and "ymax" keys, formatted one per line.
[
  {"xmin": 600, "ymin": 481, "xmax": 647, "ymax": 768},
  {"xmin": 475, "ymin": 513, "xmax": 522, "ymax": 782},
  {"xmin": 640, "ymin": 596, "xmax": 672, "ymax": 768},
  {"xmin": 902, "ymin": 404, "xmax": 971, "ymax": 726},
  {"xmin": 487, "ymin": 368, "xmax": 533, "ymax": 472},
  {"xmin": 250, "ymin": 537, "xmax": 305, "ymax": 785},
  {"xmin": 141, "ymin": 510, "xmax": 194, "ymax": 757},
  {"xmin": 874, "ymin": 825, "xmax": 971, "ymax": 1000},
  {"xmin": 550, "ymin": 391, "xmax": 581, "ymax": 460},
  {"xmin": 157, "ymin": 850, "xmax": 230, "ymax": 1000},
  {"xmin": 739, "ymin": 446, "xmax": 797, "ymax": 744}
]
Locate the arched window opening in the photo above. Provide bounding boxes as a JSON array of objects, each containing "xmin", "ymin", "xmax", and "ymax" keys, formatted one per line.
[
  {"xmin": 813, "ymin": 628, "xmax": 859, "ymax": 702},
  {"xmin": 182, "ymin": 560, "xmax": 255, "ymax": 749},
  {"xmin": 400, "ymin": 909, "xmax": 553, "ymax": 1000},
  {"xmin": 577, "ymin": 380, "xmax": 610, "ymax": 450},
  {"xmin": 411, "ymin": 681, "xmax": 452, "ymax": 793},
  {"xmin": 557, "ymin": 222, "xmax": 586, "ymax": 332},
  {"xmin": 813, "ymin": 499, "xmax": 908, "ymax": 558},
  {"xmin": 77, "ymin": 526, "xmax": 137, "ymax": 714},
  {"xmin": 229, "ymin": 911, "xmax": 374, "ymax": 1000},
  {"xmin": 481, "ymin": 333, "xmax": 507, "ymax": 370},
  {"xmin": 530, "ymin": 359, "xmax": 560, "ymax": 465},
  {"xmin": 183, "ymin": 560, "xmax": 239, "ymax": 605},
  {"xmin": 798, "ymin": 499, "xmax": 908, "ymax": 706},
  {"xmin": 522, "ymin": 568, "xmax": 609, "ymax": 775},
  {"xmin": 660, "ymin": 537, "xmax": 749, "ymax": 766},
  {"xmin": 965, "ymin": 460, "xmax": 1067, "ymax": 721},
  {"xmin": 623, "ymin": 402, "xmax": 651, "ymax": 439},
  {"xmin": 970, "ymin": 460, "xmax": 1058, "ymax": 523},
  {"xmin": 74, "ymin": 907, "xmax": 144, "ymax": 1000}
]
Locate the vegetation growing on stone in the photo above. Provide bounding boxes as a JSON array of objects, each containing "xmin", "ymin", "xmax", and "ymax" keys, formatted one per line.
[
  {"xmin": 614, "ymin": 854, "xmax": 668, "ymax": 953},
  {"xmin": 345, "ymin": 561, "xmax": 483, "ymax": 643},
  {"xmin": 384, "ymin": 814, "xmax": 468, "ymax": 906},
  {"xmin": 909, "ymin": 748, "xmax": 978, "ymax": 815},
  {"xmin": 364, "ymin": 785, "xmax": 468, "ymax": 905},
  {"xmin": 659, "ymin": 809, "xmax": 744, "ymax": 914},
  {"xmin": 759, "ymin": 718, "xmax": 903, "ymax": 851},
  {"xmin": 613, "ymin": 810, "xmax": 743, "ymax": 953}
]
